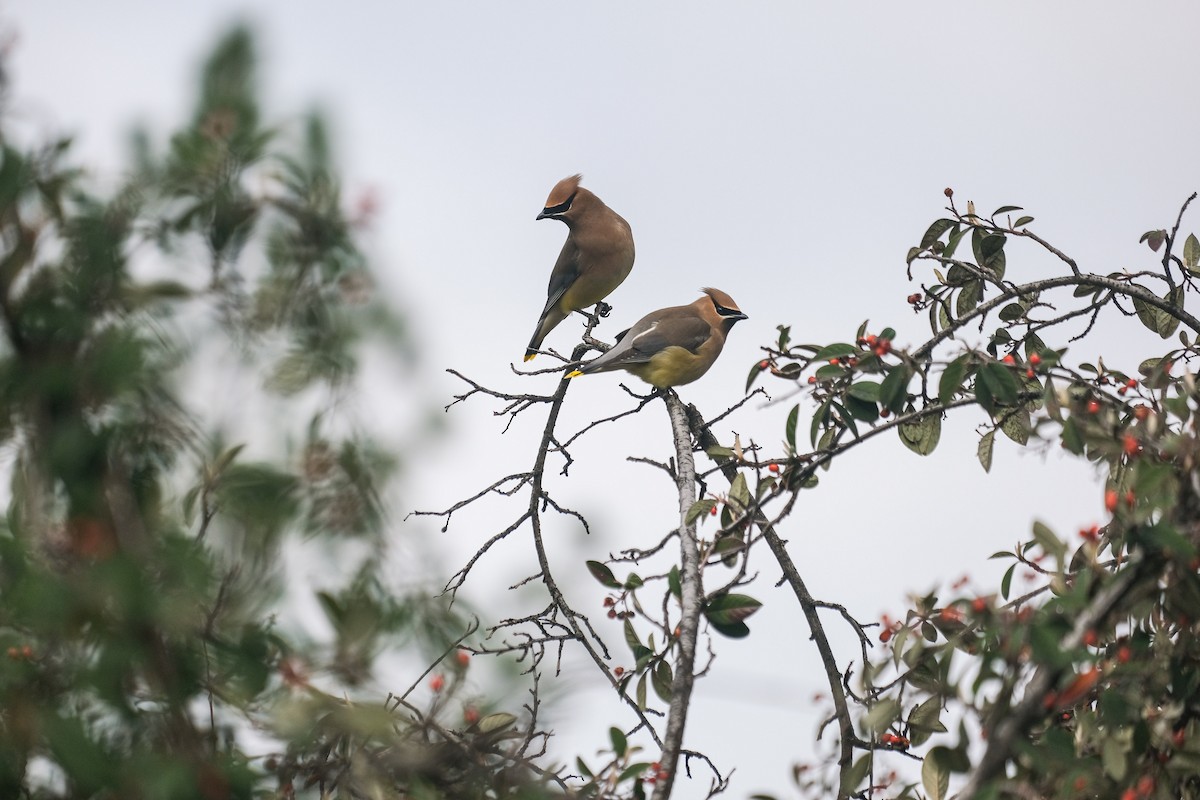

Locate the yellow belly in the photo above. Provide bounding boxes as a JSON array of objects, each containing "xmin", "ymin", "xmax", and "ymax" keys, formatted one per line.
[{"xmin": 628, "ymin": 346, "xmax": 708, "ymax": 388}]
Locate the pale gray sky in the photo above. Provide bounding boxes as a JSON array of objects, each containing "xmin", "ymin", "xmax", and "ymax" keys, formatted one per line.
[{"xmin": 10, "ymin": 2, "xmax": 1200, "ymax": 796}]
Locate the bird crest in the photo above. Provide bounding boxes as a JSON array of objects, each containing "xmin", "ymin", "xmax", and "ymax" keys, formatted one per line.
[{"xmin": 544, "ymin": 174, "xmax": 583, "ymax": 210}]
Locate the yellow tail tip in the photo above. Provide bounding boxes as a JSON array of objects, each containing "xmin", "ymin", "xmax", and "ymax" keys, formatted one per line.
[
  {"xmin": 523, "ymin": 353, "xmax": 536, "ymax": 363},
  {"xmin": 565, "ymin": 369, "xmax": 584, "ymax": 379}
]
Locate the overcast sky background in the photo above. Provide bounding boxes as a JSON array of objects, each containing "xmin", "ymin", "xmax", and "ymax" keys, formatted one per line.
[{"xmin": 9, "ymin": 2, "xmax": 1200, "ymax": 797}]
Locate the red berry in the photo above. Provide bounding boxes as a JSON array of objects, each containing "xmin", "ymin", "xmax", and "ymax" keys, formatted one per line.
[
  {"xmin": 1002, "ymin": 354, "xmax": 1016, "ymax": 365},
  {"xmin": 944, "ymin": 187, "xmax": 954, "ymax": 198},
  {"xmin": 1073, "ymin": 776, "xmax": 1088, "ymax": 791},
  {"xmin": 865, "ymin": 334, "xmax": 878, "ymax": 346},
  {"xmin": 829, "ymin": 358, "xmax": 839, "ymax": 365},
  {"xmin": 1121, "ymin": 789, "xmax": 1137, "ymax": 800},
  {"xmin": 1123, "ymin": 434, "xmax": 1140, "ymax": 457},
  {"xmin": 1125, "ymin": 490, "xmax": 1136, "ymax": 508},
  {"xmin": 1083, "ymin": 629, "xmax": 1098, "ymax": 647},
  {"xmin": 613, "ymin": 666, "xmax": 624, "ymax": 676},
  {"xmin": 1105, "ymin": 489, "xmax": 1119, "ymax": 513},
  {"xmin": 607, "ymin": 609, "xmax": 617, "ymax": 618},
  {"xmin": 759, "ymin": 360, "xmax": 769, "ymax": 370},
  {"xmin": 1117, "ymin": 645, "xmax": 1131, "ymax": 664},
  {"xmin": 1136, "ymin": 775, "xmax": 1155, "ymax": 796},
  {"xmin": 972, "ymin": 597, "xmax": 988, "ymax": 613},
  {"xmin": 1134, "ymin": 406, "xmax": 1150, "ymax": 421},
  {"xmin": 807, "ymin": 375, "xmax": 817, "ymax": 385},
  {"xmin": 1087, "ymin": 400, "xmax": 1101, "ymax": 414},
  {"xmin": 768, "ymin": 463, "xmax": 780, "ymax": 473},
  {"xmin": 710, "ymin": 505, "xmax": 718, "ymax": 516},
  {"xmin": 456, "ymin": 650, "xmax": 471, "ymax": 667},
  {"xmin": 464, "ymin": 706, "xmax": 480, "ymax": 724},
  {"xmin": 1026, "ymin": 368, "xmax": 1036, "ymax": 379},
  {"xmin": 5, "ymin": 647, "xmax": 15, "ymax": 660},
  {"xmin": 879, "ymin": 628, "xmax": 893, "ymax": 643},
  {"xmin": 1126, "ymin": 378, "xmax": 1138, "ymax": 389},
  {"xmin": 1029, "ymin": 353, "xmax": 1042, "ymax": 366},
  {"xmin": 429, "ymin": 674, "xmax": 445, "ymax": 692},
  {"xmin": 603, "ymin": 597, "xmax": 614, "ymax": 607},
  {"xmin": 879, "ymin": 407, "xmax": 891, "ymax": 418},
  {"xmin": 939, "ymin": 606, "xmax": 965, "ymax": 623}
]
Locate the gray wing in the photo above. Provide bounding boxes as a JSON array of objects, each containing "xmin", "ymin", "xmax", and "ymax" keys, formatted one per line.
[
  {"xmin": 539, "ymin": 238, "xmax": 581, "ymax": 318},
  {"xmin": 583, "ymin": 316, "xmax": 711, "ymax": 373}
]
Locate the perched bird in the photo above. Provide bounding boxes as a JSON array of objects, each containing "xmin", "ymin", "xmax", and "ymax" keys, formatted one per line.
[
  {"xmin": 566, "ymin": 288, "xmax": 747, "ymax": 388},
  {"xmin": 524, "ymin": 175, "xmax": 635, "ymax": 362}
]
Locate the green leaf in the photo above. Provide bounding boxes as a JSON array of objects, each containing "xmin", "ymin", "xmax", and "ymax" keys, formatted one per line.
[
  {"xmin": 785, "ymin": 404, "xmax": 799, "ymax": 449},
  {"xmin": 729, "ymin": 473, "xmax": 751, "ymax": 509},
  {"xmin": 812, "ymin": 342, "xmax": 859, "ymax": 361},
  {"xmin": 1140, "ymin": 229, "xmax": 1166, "ymax": 252},
  {"xmin": 844, "ymin": 394, "xmax": 879, "ymax": 423},
  {"xmin": 618, "ymin": 763, "xmax": 653, "ymax": 784},
  {"xmin": 1032, "ymin": 520, "xmax": 1066, "ymax": 562},
  {"xmin": 840, "ymin": 755, "xmax": 871, "ymax": 796},
  {"xmin": 745, "ymin": 361, "xmax": 765, "ymax": 393},
  {"xmin": 1013, "ymin": 215, "xmax": 1035, "ymax": 227},
  {"xmin": 1001, "ymin": 563, "xmax": 1016, "ymax": 600},
  {"xmin": 998, "ymin": 302, "xmax": 1025, "ymax": 322},
  {"xmin": 978, "ymin": 363, "xmax": 1020, "ymax": 406},
  {"xmin": 909, "ymin": 696, "xmax": 944, "ymax": 732},
  {"xmin": 810, "ymin": 397, "xmax": 832, "ymax": 447},
  {"xmin": 920, "ymin": 218, "xmax": 955, "ymax": 249},
  {"xmin": 899, "ymin": 414, "xmax": 941, "ymax": 456},
  {"xmin": 977, "ymin": 429, "xmax": 996, "ymax": 472},
  {"xmin": 847, "ymin": 381, "xmax": 882, "ymax": 402},
  {"xmin": 956, "ymin": 279, "xmax": 983, "ymax": 317},
  {"xmin": 1185, "ymin": 232, "xmax": 1200, "ymax": 270},
  {"xmin": 922, "ymin": 749, "xmax": 951, "ymax": 800},
  {"xmin": 999, "ymin": 409, "xmax": 1031, "ymax": 445},
  {"xmin": 973, "ymin": 230, "xmax": 1007, "ymax": 278},
  {"xmin": 992, "ymin": 205, "xmax": 1023, "ymax": 216},
  {"xmin": 636, "ymin": 673, "xmax": 647, "ymax": 710},
  {"xmin": 668, "ymin": 566, "xmax": 682, "ymax": 600},
  {"xmin": 478, "ymin": 712, "xmax": 517, "ymax": 734},
  {"xmin": 1101, "ymin": 733, "xmax": 1130, "ymax": 781},
  {"xmin": 587, "ymin": 560, "xmax": 622, "ymax": 589},
  {"xmin": 705, "ymin": 593, "xmax": 762, "ymax": 638},
  {"xmin": 939, "ymin": 356, "xmax": 968, "ymax": 405},
  {"xmin": 651, "ymin": 661, "xmax": 673, "ymax": 702},
  {"xmin": 1061, "ymin": 416, "xmax": 1085, "ymax": 455},
  {"xmin": 686, "ymin": 499, "xmax": 716, "ymax": 525},
  {"xmin": 623, "ymin": 619, "xmax": 645, "ymax": 653},
  {"xmin": 609, "ymin": 726, "xmax": 627, "ymax": 758},
  {"xmin": 863, "ymin": 698, "xmax": 902, "ymax": 734},
  {"xmin": 879, "ymin": 366, "xmax": 911, "ymax": 413},
  {"xmin": 943, "ymin": 225, "xmax": 967, "ymax": 259}
]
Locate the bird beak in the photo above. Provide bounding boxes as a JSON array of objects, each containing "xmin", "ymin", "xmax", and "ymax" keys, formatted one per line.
[
  {"xmin": 731, "ymin": 311, "xmax": 748, "ymax": 321},
  {"xmin": 536, "ymin": 209, "xmax": 549, "ymax": 220}
]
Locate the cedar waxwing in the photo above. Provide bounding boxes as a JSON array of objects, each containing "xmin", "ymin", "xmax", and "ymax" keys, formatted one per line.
[
  {"xmin": 524, "ymin": 175, "xmax": 635, "ymax": 362},
  {"xmin": 566, "ymin": 288, "xmax": 748, "ymax": 388}
]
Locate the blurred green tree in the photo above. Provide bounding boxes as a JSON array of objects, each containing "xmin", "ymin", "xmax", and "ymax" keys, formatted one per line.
[{"xmin": 0, "ymin": 26, "xmax": 555, "ymax": 800}]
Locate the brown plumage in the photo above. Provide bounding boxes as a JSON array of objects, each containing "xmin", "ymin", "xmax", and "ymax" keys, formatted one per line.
[
  {"xmin": 566, "ymin": 288, "xmax": 747, "ymax": 388},
  {"xmin": 524, "ymin": 175, "xmax": 635, "ymax": 361}
]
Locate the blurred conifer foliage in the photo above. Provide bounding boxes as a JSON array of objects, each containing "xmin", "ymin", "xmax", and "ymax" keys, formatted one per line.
[{"xmin": 0, "ymin": 27, "xmax": 546, "ymax": 800}]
